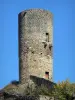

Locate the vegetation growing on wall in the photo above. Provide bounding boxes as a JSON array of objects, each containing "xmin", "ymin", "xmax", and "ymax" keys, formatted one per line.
[
  {"xmin": 2, "ymin": 79, "xmax": 75, "ymax": 100},
  {"xmin": 24, "ymin": 79, "xmax": 75, "ymax": 100}
]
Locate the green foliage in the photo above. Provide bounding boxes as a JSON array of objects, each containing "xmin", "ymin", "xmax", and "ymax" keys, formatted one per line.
[
  {"xmin": 52, "ymin": 79, "xmax": 75, "ymax": 100},
  {"xmin": 3, "ymin": 79, "xmax": 75, "ymax": 100},
  {"xmin": 24, "ymin": 80, "xmax": 75, "ymax": 100}
]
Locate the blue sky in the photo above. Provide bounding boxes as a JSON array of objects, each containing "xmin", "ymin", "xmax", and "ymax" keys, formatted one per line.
[{"xmin": 0, "ymin": 0, "xmax": 75, "ymax": 88}]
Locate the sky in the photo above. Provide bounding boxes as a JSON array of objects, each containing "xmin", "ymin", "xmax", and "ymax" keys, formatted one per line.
[{"xmin": 0, "ymin": 0, "xmax": 75, "ymax": 88}]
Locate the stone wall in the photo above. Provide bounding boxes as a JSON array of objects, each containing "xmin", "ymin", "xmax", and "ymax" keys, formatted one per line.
[
  {"xmin": 30, "ymin": 75, "xmax": 56, "ymax": 89},
  {"xmin": 18, "ymin": 9, "xmax": 53, "ymax": 84},
  {"xmin": 39, "ymin": 95, "xmax": 54, "ymax": 100}
]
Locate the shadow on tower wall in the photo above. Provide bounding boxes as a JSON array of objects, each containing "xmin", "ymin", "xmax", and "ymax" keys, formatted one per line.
[{"xmin": 30, "ymin": 75, "xmax": 56, "ymax": 89}]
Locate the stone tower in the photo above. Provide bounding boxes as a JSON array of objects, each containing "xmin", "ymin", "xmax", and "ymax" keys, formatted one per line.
[{"xmin": 18, "ymin": 9, "xmax": 53, "ymax": 84}]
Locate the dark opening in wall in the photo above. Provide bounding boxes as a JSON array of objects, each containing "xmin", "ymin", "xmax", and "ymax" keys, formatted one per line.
[
  {"xmin": 44, "ymin": 43, "xmax": 47, "ymax": 48},
  {"xmin": 46, "ymin": 33, "xmax": 49, "ymax": 35},
  {"xmin": 45, "ymin": 72, "xmax": 49, "ymax": 79},
  {"xmin": 40, "ymin": 52, "xmax": 42, "ymax": 54},
  {"xmin": 31, "ymin": 51, "xmax": 34, "ymax": 54},
  {"xmin": 49, "ymin": 45, "xmax": 52, "ymax": 50},
  {"xmin": 46, "ymin": 33, "xmax": 49, "ymax": 42}
]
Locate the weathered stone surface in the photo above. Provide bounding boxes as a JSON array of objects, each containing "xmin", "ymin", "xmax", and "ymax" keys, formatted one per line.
[
  {"xmin": 18, "ymin": 9, "xmax": 53, "ymax": 85},
  {"xmin": 39, "ymin": 95, "xmax": 54, "ymax": 100}
]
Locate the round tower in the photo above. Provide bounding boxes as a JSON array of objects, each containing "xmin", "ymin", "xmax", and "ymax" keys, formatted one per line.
[{"xmin": 18, "ymin": 9, "xmax": 53, "ymax": 84}]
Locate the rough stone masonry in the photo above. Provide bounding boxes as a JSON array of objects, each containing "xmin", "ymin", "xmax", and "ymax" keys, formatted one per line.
[{"xmin": 18, "ymin": 9, "xmax": 53, "ymax": 85}]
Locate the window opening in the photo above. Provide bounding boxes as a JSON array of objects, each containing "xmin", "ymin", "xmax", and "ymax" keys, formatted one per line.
[
  {"xmin": 46, "ymin": 33, "xmax": 49, "ymax": 42},
  {"xmin": 45, "ymin": 72, "xmax": 49, "ymax": 79}
]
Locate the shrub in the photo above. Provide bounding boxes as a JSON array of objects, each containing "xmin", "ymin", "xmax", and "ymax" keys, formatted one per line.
[
  {"xmin": 24, "ymin": 80, "xmax": 75, "ymax": 100},
  {"xmin": 52, "ymin": 80, "xmax": 75, "ymax": 100}
]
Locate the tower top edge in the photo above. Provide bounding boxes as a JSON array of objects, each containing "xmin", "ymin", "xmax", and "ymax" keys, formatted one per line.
[{"xmin": 18, "ymin": 8, "xmax": 53, "ymax": 16}]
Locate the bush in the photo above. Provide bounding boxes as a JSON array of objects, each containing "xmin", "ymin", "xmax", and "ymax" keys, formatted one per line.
[
  {"xmin": 52, "ymin": 80, "xmax": 75, "ymax": 100},
  {"xmin": 24, "ymin": 80, "xmax": 75, "ymax": 100},
  {"xmin": 3, "ymin": 79, "xmax": 75, "ymax": 100}
]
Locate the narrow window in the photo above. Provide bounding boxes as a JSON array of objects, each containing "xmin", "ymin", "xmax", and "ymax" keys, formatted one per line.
[
  {"xmin": 46, "ymin": 33, "xmax": 49, "ymax": 42},
  {"xmin": 45, "ymin": 72, "xmax": 49, "ymax": 79}
]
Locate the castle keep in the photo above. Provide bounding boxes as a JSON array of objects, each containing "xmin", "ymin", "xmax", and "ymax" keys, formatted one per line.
[{"xmin": 18, "ymin": 9, "xmax": 53, "ymax": 84}]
